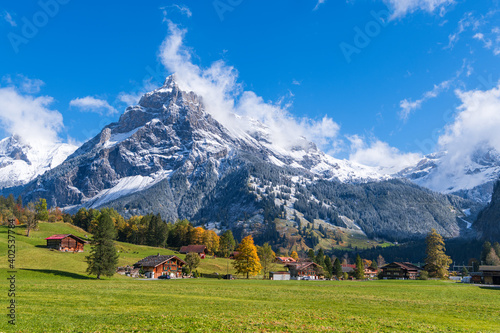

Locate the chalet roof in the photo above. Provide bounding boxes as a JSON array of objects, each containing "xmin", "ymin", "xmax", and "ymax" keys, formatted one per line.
[
  {"xmin": 479, "ymin": 265, "xmax": 500, "ymax": 272},
  {"xmin": 45, "ymin": 234, "xmax": 87, "ymax": 243},
  {"xmin": 179, "ymin": 245, "xmax": 208, "ymax": 254},
  {"xmin": 134, "ymin": 255, "xmax": 186, "ymax": 268},
  {"xmin": 287, "ymin": 261, "xmax": 320, "ymax": 271},
  {"xmin": 382, "ymin": 262, "xmax": 422, "ymax": 271},
  {"xmin": 342, "ymin": 266, "xmax": 354, "ymax": 273},
  {"xmin": 276, "ymin": 257, "xmax": 296, "ymax": 262}
]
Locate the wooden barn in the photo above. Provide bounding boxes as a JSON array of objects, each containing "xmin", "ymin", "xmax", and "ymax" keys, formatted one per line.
[
  {"xmin": 380, "ymin": 262, "xmax": 422, "ymax": 280},
  {"xmin": 45, "ymin": 234, "xmax": 87, "ymax": 252},
  {"xmin": 286, "ymin": 262, "xmax": 322, "ymax": 280},
  {"xmin": 134, "ymin": 254, "xmax": 186, "ymax": 279},
  {"xmin": 179, "ymin": 245, "xmax": 208, "ymax": 259}
]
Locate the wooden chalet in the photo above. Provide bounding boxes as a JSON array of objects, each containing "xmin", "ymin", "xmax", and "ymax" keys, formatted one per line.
[
  {"xmin": 45, "ymin": 234, "xmax": 87, "ymax": 252},
  {"xmin": 380, "ymin": 262, "xmax": 422, "ymax": 280},
  {"xmin": 479, "ymin": 266, "xmax": 500, "ymax": 285},
  {"xmin": 275, "ymin": 257, "xmax": 297, "ymax": 264},
  {"xmin": 286, "ymin": 262, "xmax": 322, "ymax": 280},
  {"xmin": 179, "ymin": 245, "xmax": 208, "ymax": 259},
  {"xmin": 364, "ymin": 267, "xmax": 379, "ymax": 278},
  {"xmin": 134, "ymin": 254, "xmax": 186, "ymax": 279}
]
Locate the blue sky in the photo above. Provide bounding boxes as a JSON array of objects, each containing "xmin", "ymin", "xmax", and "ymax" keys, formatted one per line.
[{"xmin": 1, "ymin": 0, "xmax": 499, "ymax": 171}]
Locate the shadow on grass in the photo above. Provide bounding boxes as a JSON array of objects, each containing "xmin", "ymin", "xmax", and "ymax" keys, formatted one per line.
[
  {"xmin": 22, "ymin": 269, "xmax": 95, "ymax": 280},
  {"xmin": 479, "ymin": 286, "xmax": 500, "ymax": 291}
]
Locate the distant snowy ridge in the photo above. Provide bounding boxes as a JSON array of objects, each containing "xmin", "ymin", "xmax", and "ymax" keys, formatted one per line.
[{"xmin": 0, "ymin": 135, "xmax": 78, "ymax": 189}]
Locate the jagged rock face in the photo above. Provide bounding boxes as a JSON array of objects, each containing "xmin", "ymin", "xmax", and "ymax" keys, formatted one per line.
[
  {"xmin": 6, "ymin": 75, "xmax": 484, "ymax": 241},
  {"xmin": 475, "ymin": 181, "xmax": 500, "ymax": 241}
]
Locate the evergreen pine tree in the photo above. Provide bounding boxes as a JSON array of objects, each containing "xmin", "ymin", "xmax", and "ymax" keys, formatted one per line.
[
  {"xmin": 481, "ymin": 241, "xmax": 492, "ymax": 264},
  {"xmin": 219, "ymin": 230, "xmax": 236, "ymax": 258},
  {"xmin": 86, "ymin": 211, "xmax": 119, "ymax": 279},
  {"xmin": 355, "ymin": 254, "xmax": 365, "ymax": 279},
  {"xmin": 334, "ymin": 257, "xmax": 343, "ymax": 278},
  {"xmin": 324, "ymin": 255, "xmax": 333, "ymax": 278},
  {"xmin": 307, "ymin": 249, "xmax": 315, "ymax": 262},
  {"xmin": 315, "ymin": 248, "xmax": 325, "ymax": 267}
]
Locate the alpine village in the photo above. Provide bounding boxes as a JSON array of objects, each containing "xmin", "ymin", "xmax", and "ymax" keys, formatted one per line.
[{"xmin": 2, "ymin": 1, "xmax": 500, "ymax": 331}]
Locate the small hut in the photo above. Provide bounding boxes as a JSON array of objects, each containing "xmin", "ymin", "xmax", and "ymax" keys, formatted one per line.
[{"xmin": 45, "ymin": 234, "xmax": 87, "ymax": 252}]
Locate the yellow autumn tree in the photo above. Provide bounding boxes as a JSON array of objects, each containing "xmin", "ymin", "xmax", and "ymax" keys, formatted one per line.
[
  {"xmin": 425, "ymin": 228, "xmax": 452, "ymax": 279},
  {"xmin": 290, "ymin": 251, "xmax": 299, "ymax": 261},
  {"xmin": 233, "ymin": 235, "xmax": 262, "ymax": 279},
  {"xmin": 203, "ymin": 230, "xmax": 220, "ymax": 255},
  {"xmin": 190, "ymin": 227, "xmax": 205, "ymax": 245}
]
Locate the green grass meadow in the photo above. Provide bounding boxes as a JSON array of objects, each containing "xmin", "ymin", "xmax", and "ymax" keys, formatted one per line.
[{"xmin": 1, "ymin": 223, "xmax": 499, "ymax": 332}]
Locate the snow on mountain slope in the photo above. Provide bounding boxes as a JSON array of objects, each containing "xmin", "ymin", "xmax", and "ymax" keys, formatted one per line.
[
  {"xmin": 0, "ymin": 135, "xmax": 78, "ymax": 189},
  {"xmin": 398, "ymin": 148, "xmax": 500, "ymax": 203}
]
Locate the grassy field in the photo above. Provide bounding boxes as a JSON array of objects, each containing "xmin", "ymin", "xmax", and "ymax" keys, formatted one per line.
[{"xmin": 1, "ymin": 223, "xmax": 499, "ymax": 332}]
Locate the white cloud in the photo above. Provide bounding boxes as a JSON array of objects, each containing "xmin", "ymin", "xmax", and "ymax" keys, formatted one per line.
[
  {"xmin": 69, "ymin": 96, "xmax": 118, "ymax": 116},
  {"xmin": 160, "ymin": 4, "xmax": 192, "ymax": 22},
  {"xmin": 2, "ymin": 75, "xmax": 45, "ymax": 94},
  {"xmin": 158, "ymin": 21, "xmax": 341, "ymax": 152},
  {"xmin": 437, "ymin": 83, "xmax": 500, "ymax": 174},
  {"xmin": 292, "ymin": 79, "xmax": 301, "ymax": 86},
  {"xmin": 398, "ymin": 61, "xmax": 469, "ymax": 121},
  {"xmin": 172, "ymin": 4, "xmax": 192, "ymax": 17},
  {"xmin": 0, "ymin": 86, "xmax": 64, "ymax": 148},
  {"xmin": 2, "ymin": 11, "xmax": 16, "ymax": 27},
  {"xmin": 348, "ymin": 135, "xmax": 422, "ymax": 174},
  {"xmin": 117, "ymin": 78, "xmax": 159, "ymax": 106},
  {"xmin": 445, "ymin": 12, "xmax": 475, "ymax": 49},
  {"xmin": 399, "ymin": 78, "xmax": 454, "ymax": 121},
  {"xmin": 383, "ymin": 0, "xmax": 455, "ymax": 19},
  {"xmin": 313, "ymin": 0, "xmax": 327, "ymax": 11}
]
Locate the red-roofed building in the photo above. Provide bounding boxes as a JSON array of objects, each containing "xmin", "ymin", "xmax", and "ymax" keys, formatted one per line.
[
  {"xmin": 179, "ymin": 245, "xmax": 208, "ymax": 259},
  {"xmin": 45, "ymin": 234, "xmax": 87, "ymax": 252},
  {"xmin": 275, "ymin": 256, "xmax": 297, "ymax": 264}
]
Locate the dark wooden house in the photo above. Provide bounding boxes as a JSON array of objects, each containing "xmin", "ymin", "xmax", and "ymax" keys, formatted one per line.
[
  {"xmin": 179, "ymin": 245, "xmax": 208, "ymax": 259},
  {"xmin": 479, "ymin": 266, "xmax": 500, "ymax": 285},
  {"xmin": 380, "ymin": 262, "xmax": 422, "ymax": 280},
  {"xmin": 286, "ymin": 262, "xmax": 322, "ymax": 280},
  {"xmin": 45, "ymin": 234, "xmax": 87, "ymax": 252},
  {"xmin": 134, "ymin": 254, "xmax": 187, "ymax": 279}
]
